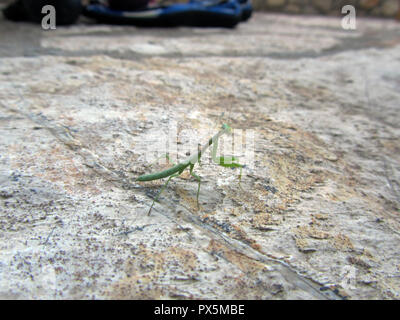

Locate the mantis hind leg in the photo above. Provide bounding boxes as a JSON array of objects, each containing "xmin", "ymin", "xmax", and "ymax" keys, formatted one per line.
[
  {"xmin": 189, "ymin": 164, "xmax": 201, "ymax": 209},
  {"xmin": 148, "ymin": 171, "xmax": 181, "ymax": 216}
]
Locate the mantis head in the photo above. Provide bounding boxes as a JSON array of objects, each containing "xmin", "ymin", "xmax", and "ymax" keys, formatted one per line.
[{"xmin": 222, "ymin": 123, "xmax": 232, "ymax": 133}]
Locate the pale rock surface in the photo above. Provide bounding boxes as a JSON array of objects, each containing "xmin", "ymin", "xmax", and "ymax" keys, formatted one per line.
[{"xmin": 0, "ymin": 12, "xmax": 400, "ymax": 299}]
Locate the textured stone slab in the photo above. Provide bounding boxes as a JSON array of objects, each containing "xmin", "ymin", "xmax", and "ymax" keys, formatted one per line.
[{"xmin": 0, "ymin": 13, "xmax": 400, "ymax": 299}]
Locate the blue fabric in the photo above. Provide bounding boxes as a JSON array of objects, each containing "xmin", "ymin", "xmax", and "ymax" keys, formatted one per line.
[{"xmin": 83, "ymin": 0, "xmax": 252, "ymax": 27}]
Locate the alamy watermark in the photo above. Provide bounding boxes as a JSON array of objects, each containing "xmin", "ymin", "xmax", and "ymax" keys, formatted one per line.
[
  {"xmin": 137, "ymin": 120, "xmax": 255, "ymax": 171},
  {"xmin": 341, "ymin": 5, "xmax": 357, "ymax": 30},
  {"xmin": 40, "ymin": 4, "xmax": 357, "ymax": 31},
  {"xmin": 41, "ymin": 5, "xmax": 56, "ymax": 30}
]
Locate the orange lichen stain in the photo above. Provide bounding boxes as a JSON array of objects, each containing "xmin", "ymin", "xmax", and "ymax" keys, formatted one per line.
[
  {"xmin": 179, "ymin": 171, "xmax": 191, "ymax": 180},
  {"xmin": 251, "ymin": 212, "xmax": 280, "ymax": 231},
  {"xmin": 332, "ymin": 234, "xmax": 354, "ymax": 252},
  {"xmin": 250, "ymin": 243, "xmax": 262, "ymax": 251},
  {"xmin": 252, "ymin": 200, "xmax": 267, "ymax": 213},
  {"xmin": 230, "ymin": 207, "xmax": 241, "ymax": 216},
  {"xmin": 295, "ymin": 238, "xmax": 309, "ymax": 251},
  {"xmin": 295, "ymin": 225, "xmax": 331, "ymax": 240},
  {"xmin": 308, "ymin": 228, "xmax": 331, "ymax": 239},
  {"xmin": 105, "ymin": 246, "xmax": 200, "ymax": 299},
  {"xmin": 327, "ymin": 187, "xmax": 355, "ymax": 202},
  {"xmin": 288, "ymin": 82, "xmax": 333, "ymax": 102},
  {"xmin": 201, "ymin": 213, "xmax": 211, "ymax": 220},
  {"xmin": 9, "ymin": 140, "xmax": 101, "ymax": 194},
  {"xmin": 207, "ymin": 240, "xmax": 265, "ymax": 275},
  {"xmin": 380, "ymin": 138, "xmax": 400, "ymax": 156},
  {"xmin": 361, "ymin": 248, "xmax": 377, "ymax": 261},
  {"xmin": 104, "ymin": 275, "xmax": 168, "ymax": 300},
  {"xmin": 137, "ymin": 246, "xmax": 199, "ymax": 275},
  {"xmin": 176, "ymin": 188, "xmax": 202, "ymax": 212},
  {"xmin": 313, "ymin": 213, "xmax": 328, "ymax": 220},
  {"xmin": 231, "ymin": 224, "xmax": 258, "ymax": 247}
]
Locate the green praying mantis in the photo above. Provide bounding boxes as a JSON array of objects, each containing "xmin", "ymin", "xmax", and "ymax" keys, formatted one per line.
[{"xmin": 136, "ymin": 124, "xmax": 244, "ymax": 215}]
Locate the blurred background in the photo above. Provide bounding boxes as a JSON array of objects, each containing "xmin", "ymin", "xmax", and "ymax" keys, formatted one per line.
[{"xmin": 0, "ymin": 0, "xmax": 399, "ymax": 18}]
